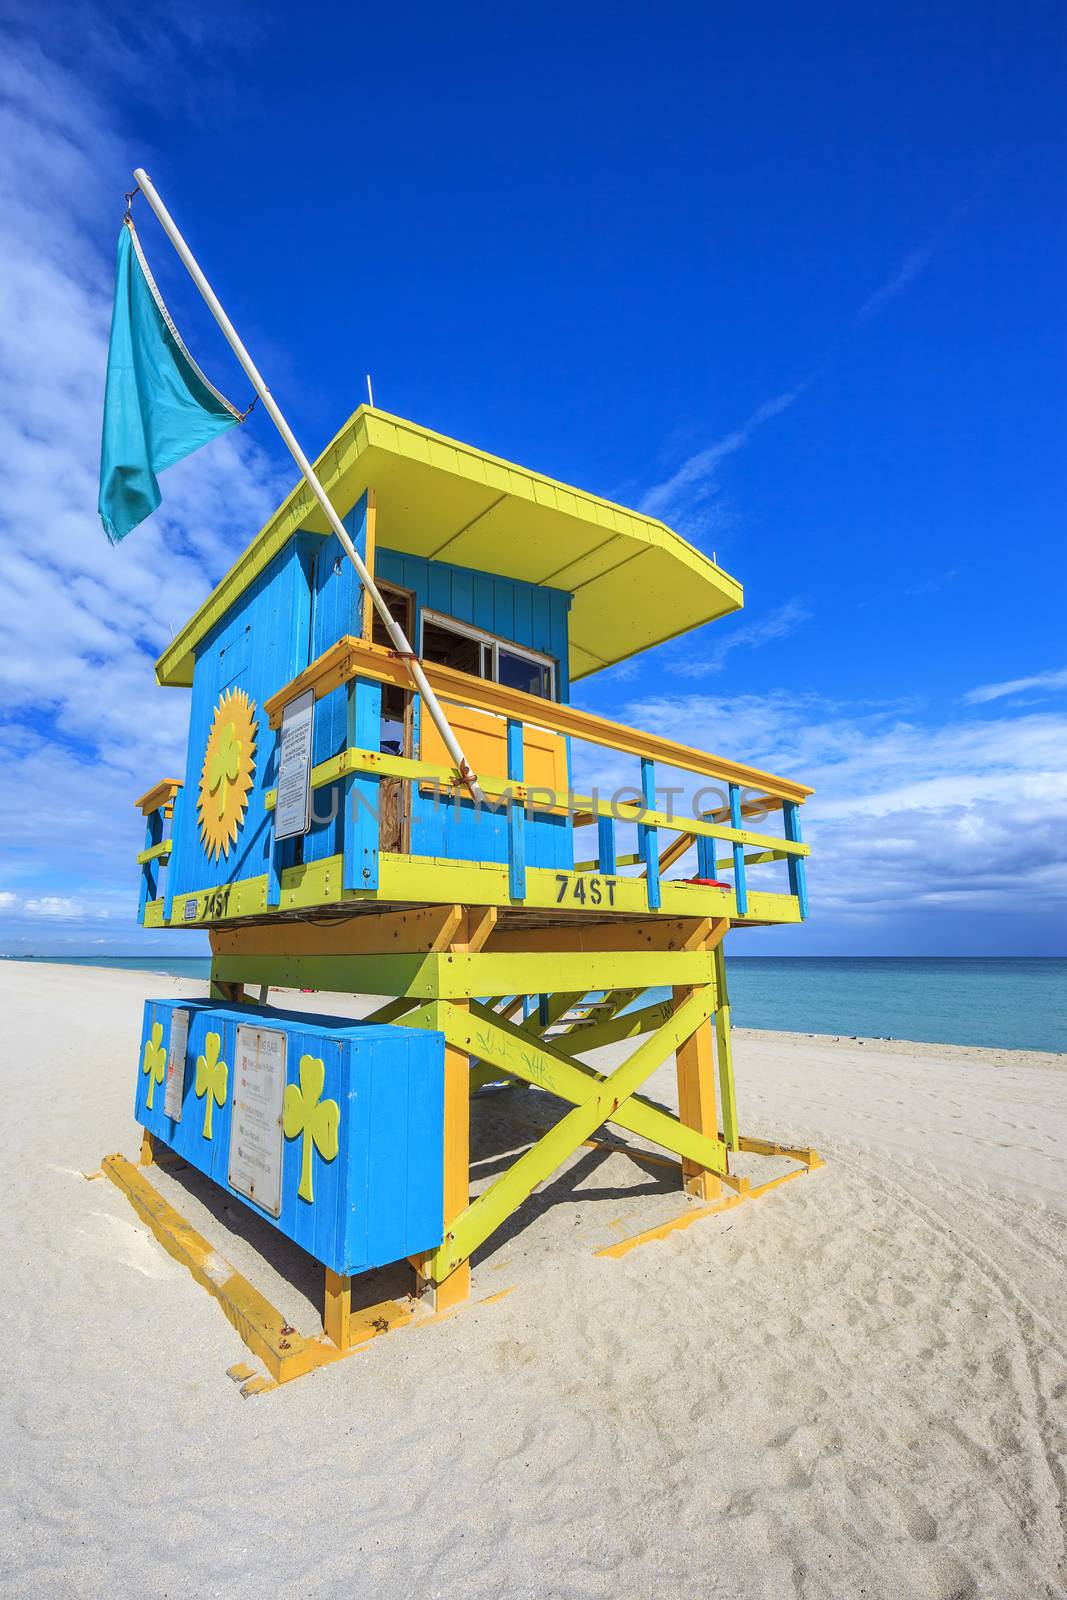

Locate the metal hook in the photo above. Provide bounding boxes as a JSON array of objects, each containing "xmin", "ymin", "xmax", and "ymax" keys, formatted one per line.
[{"xmin": 124, "ymin": 185, "xmax": 140, "ymax": 219}]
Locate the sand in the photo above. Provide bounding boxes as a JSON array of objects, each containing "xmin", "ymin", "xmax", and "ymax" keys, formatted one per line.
[{"xmin": 2, "ymin": 961, "xmax": 1065, "ymax": 1599}]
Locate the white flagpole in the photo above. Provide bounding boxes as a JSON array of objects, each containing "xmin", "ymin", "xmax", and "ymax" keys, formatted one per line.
[{"xmin": 132, "ymin": 167, "xmax": 483, "ymax": 802}]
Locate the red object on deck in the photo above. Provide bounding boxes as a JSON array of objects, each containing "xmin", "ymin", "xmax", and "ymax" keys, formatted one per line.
[{"xmin": 685, "ymin": 877, "xmax": 732, "ymax": 889}]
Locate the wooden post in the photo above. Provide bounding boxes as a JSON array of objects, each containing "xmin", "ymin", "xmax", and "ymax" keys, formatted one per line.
[
  {"xmin": 361, "ymin": 488, "xmax": 377, "ymax": 640},
  {"xmin": 783, "ymin": 801, "xmax": 809, "ymax": 919},
  {"xmin": 267, "ymin": 724, "xmax": 284, "ymax": 908},
  {"xmin": 162, "ymin": 788, "xmax": 182, "ymax": 926},
  {"xmin": 323, "ymin": 1268, "xmax": 352, "ymax": 1350},
  {"xmin": 344, "ymin": 677, "xmax": 381, "ymax": 892},
  {"xmin": 416, "ymin": 907, "xmax": 496, "ymax": 1310},
  {"xmin": 673, "ymin": 920, "xmax": 721, "ymax": 1199},
  {"xmin": 672, "ymin": 1000, "xmax": 721, "ymax": 1200},
  {"xmin": 138, "ymin": 809, "xmax": 162, "ymax": 925},
  {"xmin": 696, "ymin": 820, "xmax": 716, "ymax": 880},
  {"xmin": 506, "ymin": 718, "xmax": 526, "ymax": 901},
  {"xmin": 712, "ymin": 941, "xmax": 739, "ymax": 1151},
  {"xmin": 597, "ymin": 812, "xmax": 617, "ymax": 874},
  {"xmin": 728, "ymin": 783, "xmax": 748, "ymax": 916},
  {"xmin": 209, "ymin": 978, "xmax": 248, "ymax": 1004},
  {"xmin": 639, "ymin": 757, "xmax": 661, "ymax": 910}
]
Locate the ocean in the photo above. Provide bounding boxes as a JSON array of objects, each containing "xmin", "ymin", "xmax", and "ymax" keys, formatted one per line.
[{"xmin": 5, "ymin": 954, "xmax": 1063, "ymax": 1054}]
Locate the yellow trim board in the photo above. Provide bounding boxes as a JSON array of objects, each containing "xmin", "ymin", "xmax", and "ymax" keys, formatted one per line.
[
  {"xmin": 144, "ymin": 850, "xmax": 801, "ymax": 932},
  {"xmin": 595, "ymin": 1149, "xmax": 824, "ymax": 1259},
  {"xmin": 155, "ymin": 407, "xmax": 743, "ymax": 688},
  {"xmin": 101, "ymin": 1152, "xmax": 513, "ymax": 1394}
]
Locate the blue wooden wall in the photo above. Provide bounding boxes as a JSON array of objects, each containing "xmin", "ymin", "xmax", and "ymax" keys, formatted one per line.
[
  {"xmin": 300, "ymin": 542, "xmax": 574, "ymax": 873},
  {"xmin": 171, "ymin": 511, "xmax": 575, "ymax": 895},
  {"xmin": 135, "ymin": 998, "xmax": 445, "ymax": 1274},
  {"xmin": 375, "ymin": 548, "xmax": 572, "ymax": 702},
  {"xmin": 169, "ymin": 537, "xmax": 314, "ymax": 900}
]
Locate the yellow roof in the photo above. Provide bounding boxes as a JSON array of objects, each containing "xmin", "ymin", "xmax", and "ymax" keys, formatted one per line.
[{"xmin": 155, "ymin": 407, "xmax": 743, "ymax": 687}]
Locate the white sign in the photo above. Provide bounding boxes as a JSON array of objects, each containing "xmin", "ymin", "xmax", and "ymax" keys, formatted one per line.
[
  {"xmin": 163, "ymin": 1008, "xmax": 189, "ymax": 1122},
  {"xmin": 228, "ymin": 1026, "xmax": 287, "ymax": 1217},
  {"xmin": 274, "ymin": 689, "xmax": 315, "ymax": 840}
]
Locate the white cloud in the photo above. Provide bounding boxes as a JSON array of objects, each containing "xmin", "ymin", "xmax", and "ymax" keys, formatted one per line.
[
  {"xmin": 24, "ymin": 896, "xmax": 83, "ymax": 917},
  {"xmin": 639, "ymin": 183, "xmax": 986, "ymax": 539},
  {"xmin": 610, "ymin": 687, "xmax": 1067, "ymax": 926},
  {"xmin": 855, "ymin": 190, "xmax": 977, "ymax": 323},
  {"xmin": 673, "ymin": 599, "xmax": 810, "ymax": 679},
  {"xmin": 855, "ymin": 241, "xmax": 939, "ymax": 322},
  {"xmin": 963, "ymin": 666, "xmax": 1067, "ymax": 706},
  {"xmin": 0, "ymin": 892, "xmax": 18, "ymax": 910},
  {"xmin": 0, "ymin": 42, "xmax": 287, "ymax": 950},
  {"xmin": 639, "ymin": 382, "xmax": 809, "ymax": 530}
]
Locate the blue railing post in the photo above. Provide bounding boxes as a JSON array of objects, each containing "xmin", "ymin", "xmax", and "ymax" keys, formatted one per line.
[
  {"xmin": 638, "ymin": 757, "xmax": 661, "ymax": 910},
  {"xmin": 343, "ymin": 677, "xmax": 380, "ymax": 893},
  {"xmin": 162, "ymin": 790, "xmax": 182, "ymax": 925},
  {"xmin": 266, "ymin": 724, "xmax": 284, "ymax": 909},
  {"xmin": 506, "ymin": 717, "xmax": 526, "ymax": 901},
  {"xmin": 597, "ymin": 811, "xmax": 617, "ymax": 875},
  {"xmin": 138, "ymin": 809, "xmax": 162, "ymax": 925},
  {"xmin": 783, "ymin": 801, "xmax": 809, "ymax": 919},
  {"xmin": 696, "ymin": 822, "xmax": 716, "ymax": 881},
  {"xmin": 728, "ymin": 783, "xmax": 748, "ymax": 916}
]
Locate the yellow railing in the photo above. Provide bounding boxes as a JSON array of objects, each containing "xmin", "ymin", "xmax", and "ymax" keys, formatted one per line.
[
  {"xmin": 134, "ymin": 779, "xmax": 181, "ymax": 924},
  {"xmin": 261, "ymin": 637, "xmax": 812, "ymax": 918}
]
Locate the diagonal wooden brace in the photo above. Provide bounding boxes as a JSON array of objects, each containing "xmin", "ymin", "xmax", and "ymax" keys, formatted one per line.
[
  {"xmin": 549, "ymin": 996, "xmax": 676, "ymax": 1055},
  {"xmin": 467, "ymin": 999, "xmax": 726, "ymax": 1172},
  {"xmin": 408, "ymin": 984, "xmax": 721, "ymax": 1281}
]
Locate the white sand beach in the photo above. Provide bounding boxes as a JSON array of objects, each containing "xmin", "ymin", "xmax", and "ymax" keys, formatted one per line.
[{"xmin": 2, "ymin": 961, "xmax": 1065, "ymax": 1599}]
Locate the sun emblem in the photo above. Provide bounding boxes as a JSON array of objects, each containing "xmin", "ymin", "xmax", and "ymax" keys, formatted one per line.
[{"xmin": 197, "ymin": 687, "xmax": 257, "ymax": 860}]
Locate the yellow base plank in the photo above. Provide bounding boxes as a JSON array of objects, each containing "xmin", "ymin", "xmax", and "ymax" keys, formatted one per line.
[
  {"xmin": 594, "ymin": 1147, "xmax": 824, "ymax": 1259},
  {"xmin": 101, "ymin": 1153, "xmax": 412, "ymax": 1384},
  {"xmin": 101, "ymin": 1152, "xmax": 510, "ymax": 1392}
]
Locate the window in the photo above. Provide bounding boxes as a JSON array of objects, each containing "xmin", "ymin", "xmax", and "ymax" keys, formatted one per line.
[
  {"xmin": 497, "ymin": 646, "xmax": 552, "ymax": 699},
  {"xmin": 420, "ymin": 610, "xmax": 556, "ymax": 700},
  {"xmin": 421, "ymin": 615, "xmax": 488, "ymax": 679}
]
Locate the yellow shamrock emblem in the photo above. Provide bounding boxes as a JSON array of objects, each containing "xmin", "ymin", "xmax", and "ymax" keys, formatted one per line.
[
  {"xmin": 196, "ymin": 687, "xmax": 257, "ymax": 861},
  {"xmin": 194, "ymin": 1031, "xmax": 228, "ymax": 1140},
  {"xmin": 208, "ymin": 721, "xmax": 241, "ymax": 819},
  {"xmin": 142, "ymin": 1021, "xmax": 166, "ymax": 1111},
  {"xmin": 283, "ymin": 1055, "xmax": 339, "ymax": 1204}
]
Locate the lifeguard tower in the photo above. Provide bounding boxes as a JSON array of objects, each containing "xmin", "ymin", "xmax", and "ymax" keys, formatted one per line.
[{"xmin": 110, "ymin": 407, "xmax": 819, "ymax": 1392}]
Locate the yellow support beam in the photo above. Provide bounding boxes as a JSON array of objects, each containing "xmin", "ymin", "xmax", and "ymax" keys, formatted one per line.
[
  {"xmin": 422, "ymin": 982, "xmax": 722, "ymax": 1281},
  {"xmin": 209, "ymin": 945, "xmax": 718, "ymax": 1000},
  {"xmin": 136, "ymin": 840, "xmax": 172, "ymax": 866},
  {"xmin": 262, "ymin": 635, "xmax": 812, "ymax": 805},
  {"xmin": 149, "ymin": 851, "xmax": 803, "ymax": 933},
  {"xmin": 449, "ymin": 1000, "xmax": 727, "ymax": 1176},
  {"xmin": 712, "ymin": 942, "xmax": 739, "ymax": 1151}
]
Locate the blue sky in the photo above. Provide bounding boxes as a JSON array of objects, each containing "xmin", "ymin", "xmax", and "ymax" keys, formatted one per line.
[{"xmin": 0, "ymin": 1, "xmax": 1064, "ymax": 955}]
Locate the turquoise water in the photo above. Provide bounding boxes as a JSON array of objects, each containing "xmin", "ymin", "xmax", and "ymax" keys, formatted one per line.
[
  {"xmin": 6, "ymin": 955, "xmax": 215, "ymax": 979},
  {"xmin": 4, "ymin": 955, "xmax": 1064, "ymax": 1054},
  {"xmin": 644, "ymin": 957, "xmax": 1066, "ymax": 1055}
]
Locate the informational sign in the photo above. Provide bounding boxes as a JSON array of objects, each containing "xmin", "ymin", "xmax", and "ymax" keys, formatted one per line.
[
  {"xmin": 274, "ymin": 688, "xmax": 315, "ymax": 840},
  {"xmin": 163, "ymin": 1008, "xmax": 189, "ymax": 1122},
  {"xmin": 228, "ymin": 1026, "xmax": 287, "ymax": 1217}
]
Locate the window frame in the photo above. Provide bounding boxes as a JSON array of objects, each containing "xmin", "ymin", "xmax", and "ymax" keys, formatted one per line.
[{"xmin": 419, "ymin": 609, "xmax": 557, "ymax": 701}]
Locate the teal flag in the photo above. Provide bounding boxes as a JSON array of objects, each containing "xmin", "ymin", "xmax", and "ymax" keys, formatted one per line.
[{"xmin": 99, "ymin": 219, "xmax": 245, "ymax": 542}]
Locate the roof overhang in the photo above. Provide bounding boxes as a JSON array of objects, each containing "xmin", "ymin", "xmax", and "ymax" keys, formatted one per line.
[{"xmin": 155, "ymin": 407, "xmax": 743, "ymax": 687}]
